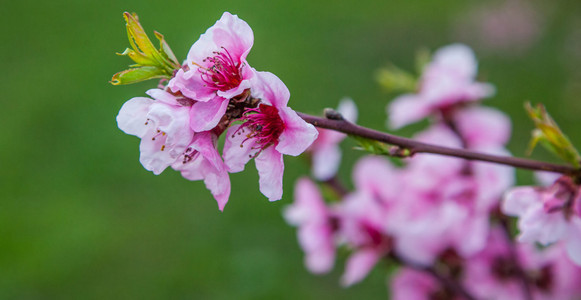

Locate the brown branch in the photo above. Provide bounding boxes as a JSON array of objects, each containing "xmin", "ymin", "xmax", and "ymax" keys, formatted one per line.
[{"xmin": 298, "ymin": 112, "xmax": 581, "ymax": 176}]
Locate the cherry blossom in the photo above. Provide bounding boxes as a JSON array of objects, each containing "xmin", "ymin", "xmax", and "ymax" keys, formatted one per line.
[
  {"xmin": 223, "ymin": 71, "xmax": 318, "ymax": 201},
  {"xmin": 169, "ymin": 12, "xmax": 256, "ymax": 132},
  {"xmin": 502, "ymin": 176, "xmax": 581, "ymax": 265},
  {"xmin": 117, "ymin": 88, "xmax": 194, "ymax": 175},
  {"xmin": 388, "ymin": 44, "xmax": 495, "ymax": 129},
  {"xmin": 284, "ymin": 178, "xmax": 336, "ymax": 274}
]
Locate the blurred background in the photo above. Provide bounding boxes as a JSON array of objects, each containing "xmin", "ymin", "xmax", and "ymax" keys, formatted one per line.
[{"xmin": 1, "ymin": 0, "xmax": 580, "ymax": 298}]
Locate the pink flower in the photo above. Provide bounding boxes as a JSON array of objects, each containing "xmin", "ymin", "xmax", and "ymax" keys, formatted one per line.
[
  {"xmin": 388, "ymin": 124, "xmax": 512, "ymax": 265},
  {"xmin": 284, "ymin": 178, "xmax": 336, "ymax": 274},
  {"xmin": 117, "ymin": 89, "xmax": 194, "ymax": 175},
  {"xmin": 453, "ymin": 106, "xmax": 511, "ymax": 148},
  {"xmin": 308, "ymin": 98, "xmax": 358, "ymax": 180},
  {"xmin": 171, "ymin": 132, "xmax": 231, "ymax": 211},
  {"xmin": 336, "ymin": 156, "xmax": 395, "ymax": 286},
  {"xmin": 502, "ymin": 176, "xmax": 581, "ymax": 266},
  {"xmin": 463, "ymin": 228, "xmax": 581, "ymax": 300},
  {"xmin": 223, "ymin": 71, "xmax": 318, "ymax": 201},
  {"xmin": 388, "ymin": 44, "xmax": 495, "ymax": 129},
  {"xmin": 169, "ymin": 12, "xmax": 256, "ymax": 132}
]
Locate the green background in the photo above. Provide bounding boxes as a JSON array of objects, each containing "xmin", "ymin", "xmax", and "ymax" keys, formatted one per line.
[{"xmin": 1, "ymin": 0, "xmax": 580, "ymax": 298}]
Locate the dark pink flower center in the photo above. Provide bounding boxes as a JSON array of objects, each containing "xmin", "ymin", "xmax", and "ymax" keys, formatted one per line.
[
  {"xmin": 198, "ymin": 47, "xmax": 243, "ymax": 92},
  {"xmin": 234, "ymin": 104, "xmax": 285, "ymax": 154}
]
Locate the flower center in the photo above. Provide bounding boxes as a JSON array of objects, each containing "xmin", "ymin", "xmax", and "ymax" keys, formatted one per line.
[
  {"xmin": 197, "ymin": 47, "xmax": 243, "ymax": 92},
  {"xmin": 235, "ymin": 104, "xmax": 285, "ymax": 154}
]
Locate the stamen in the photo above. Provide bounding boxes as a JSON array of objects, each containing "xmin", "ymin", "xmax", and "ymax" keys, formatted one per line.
[{"xmin": 194, "ymin": 47, "xmax": 243, "ymax": 92}]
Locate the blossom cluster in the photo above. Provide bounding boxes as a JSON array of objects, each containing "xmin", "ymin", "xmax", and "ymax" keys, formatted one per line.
[
  {"xmin": 285, "ymin": 44, "xmax": 581, "ymax": 299},
  {"xmin": 116, "ymin": 12, "xmax": 318, "ymax": 210}
]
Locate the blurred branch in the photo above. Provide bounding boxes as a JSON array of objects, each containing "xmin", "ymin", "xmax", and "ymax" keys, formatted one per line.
[{"xmin": 298, "ymin": 112, "xmax": 581, "ymax": 176}]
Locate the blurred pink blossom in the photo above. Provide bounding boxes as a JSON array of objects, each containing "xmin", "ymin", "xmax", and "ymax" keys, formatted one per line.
[
  {"xmin": 463, "ymin": 227, "xmax": 581, "ymax": 300},
  {"xmin": 284, "ymin": 178, "xmax": 336, "ymax": 274},
  {"xmin": 503, "ymin": 176, "xmax": 581, "ymax": 266},
  {"xmin": 388, "ymin": 44, "xmax": 495, "ymax": 129}
]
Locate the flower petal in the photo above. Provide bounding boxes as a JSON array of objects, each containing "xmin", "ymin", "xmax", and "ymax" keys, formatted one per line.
[
  {"xmin": 387, "ymin": 94, "xmax": 430, "ymax": 129},
  {"xmin": 117, "ymin": 97, "xmax": 154, "ymax": 138},
  {"xmin": 255, "ymin": 146, "xmax": 284, "ymax": 201},
  {"xmin": 189, "ymin": 97, "xmax": 229, "ymax": 132},
  {"xmin": 340, "ymin": 248, "xmax": 382, "ymax": 286},
  {"xmin": 276, "ymin": 107, "xmax": 318, "ymax": 156},
  {"xmin": 187, "ymin": 12, "xmax": 254, "ymax": 66},
  {"xmin": 223, "ymin": 124, "xmax": 256, "ymax": 173},
  {"xmin": 337, "ymin": 97, "xmax": 358, "ymax": 123},
  {"xmin": 252, "ymin": 71, "xmax": 290, "ymax": 108},
  {"xmin": 566, "ymin": 218, "xmax": 581, "ymax": 266},
  {"xmin": 312, "ymin": 144, "xmax": 341, "ymax": 181},
  {"xmin": 502, "ymin": 187, "xmax": 540, "ymax": 217}
]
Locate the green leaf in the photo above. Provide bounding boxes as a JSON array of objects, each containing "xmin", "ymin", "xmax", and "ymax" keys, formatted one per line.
[
  {"xmin": 110, "ymin": 66, "xmax": 167, "ymax": 85},
  {"xmin": 111, "ymin": 12, "xmax": 180, "ymax": 85},
  {"xmin": 350, "ymin": 135, "xmax": 411, "ymax": 158},
  {"xmin": 375, "ymin": 65, "xmax": 417, "ymax": 93},
  {"xmin": 525, "ymin": 102, "xmax": 580, "ymax": 167}
]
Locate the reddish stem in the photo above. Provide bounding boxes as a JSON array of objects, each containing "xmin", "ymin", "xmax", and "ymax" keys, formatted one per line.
[{"xmin": 298, "ymin": 112, "xmax": 581, "ymax": 176}]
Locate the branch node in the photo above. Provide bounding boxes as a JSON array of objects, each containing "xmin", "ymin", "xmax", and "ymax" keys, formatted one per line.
[{"xmin": 324, "ymin": 108, "xmax": 344, "ymax": 120}]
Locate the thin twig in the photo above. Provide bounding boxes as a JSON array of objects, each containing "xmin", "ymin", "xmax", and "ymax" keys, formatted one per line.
[{"xmin": 298, "ymin": 112, "xmax": 580, "ymax": 176}]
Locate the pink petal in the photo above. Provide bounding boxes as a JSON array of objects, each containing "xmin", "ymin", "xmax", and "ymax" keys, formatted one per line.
[
  {"xmin": 534, "ymin": 171, "xmax": 560, "ymax": 186},
  {"xmin": 454, "ymin": 106, "xmax": 511, "ymax": 148},
  {"xmin": 284, "ymin": 177, "xmax": 327, "ymax": 225},
  {"xmin": 276, "ymin": 107, "xmax": 318, "ymax": 156},
  {"xmin": 502, "ymin": 187, "xmax": 539, "ymax": 217},
  {"xmin": 255, "ymin": 146, "xmax": 284, "ymax": 201},
  {"xmin": 189, "ymin": 97, "xmax": 229, "ymax": 132},
  {"xmin": 117, "ymin": 97, "xmax": 153, "ymax": 138},
  {"xmin": 337, "ymin": 97, "xmax": 358, "ymax": 123},
  {"xmin": 311, "ymin": 144, "xmax": 341, "ymax": 181},
  {"xmin": 251, "ymin": 71, "xmax": 290, "ymax": 108},
  {"xmin": 145, "ymin": 88, "xmax": 180, "ymax": 106},
  {"xmin": 223, "ymin": 124, "xmax": 256, "ymax": 173},
  {"xmin": 431, "ymin": 43, "xmax": 478, "ymax": 79},
  {"xmin": 202, "ymin": 163, "xmax": 231, "ymax": 211},
  {"xmin": 187, "ymin": 12, "xmax": 253, "ymax": 67},
  {"xmin": 391, "ymin": 268, "xmax": 439, "ymax": 300},
  {"xmin": 353, "ymin": 156, "xmax": 398, "ymax": 201},
  {"xmin": 566, "ymin": 218, "xmax": 581, "ymax": 266},
  {"xmin": 340, "ymin": 248, "xmax": 382, "ymax": 286},
  {"xmin": 168, "ymin": 69, "xmax": 215, "ymax": 101},
  {"xmin": 387, "ymin": 94, "xmax": 430, "ymax": 129}
]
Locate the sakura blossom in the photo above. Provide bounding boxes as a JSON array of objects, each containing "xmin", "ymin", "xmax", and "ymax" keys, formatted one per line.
[
  {"xmin": 336, "ymin": 156, "xmax": 395, "ymax": 286},
  {"xmin": 117, "ymin": 88, "xmax": 194, "ymax": 175},
  {"xmin": 502, "ymin": 176, "xmax": 581, "ymax": 266},
  {"xmin": 169, "ymin": 12, "xmax": 257, "ymax": 132},
  {"xmin": 223, "ymin": 71, "xmax": 318, "ymax": 201},
  {"xmin": 111, "ymin": 12, "xmax": 581, "ymax": 299},
  {"xmin": 284, "ymin": 178, "xmax": 336, "ymax": 274},
  {"xmin": 388, "ymin": 44, "xmax": 495, "ymax": 129}
]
